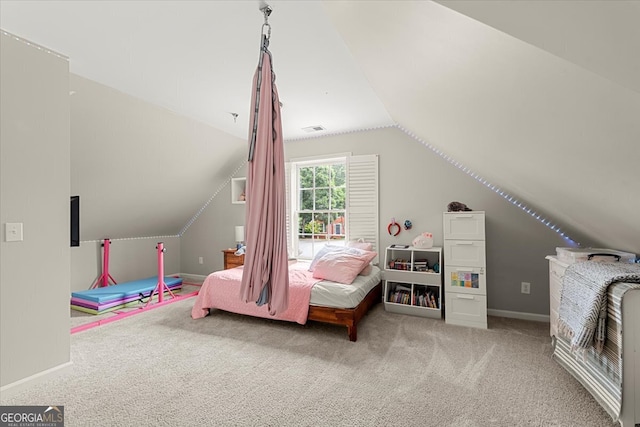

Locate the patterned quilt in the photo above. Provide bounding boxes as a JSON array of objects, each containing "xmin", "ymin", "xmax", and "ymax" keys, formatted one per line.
[
  {"xmin": 554, "ymin": 261, "xmax": 640, "ymax": 420},
  {"xmin": 557, "ymin": 261, "xmax": 640, "ymax": 352}
]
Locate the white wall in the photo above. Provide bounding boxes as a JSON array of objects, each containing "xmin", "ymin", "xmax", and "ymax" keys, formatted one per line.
[
  {"xmin": 0, "ymin": 32, "xmax": 71, "ymax": 389},
  {"xmin": 259, "ymin": 127, "xmax": 597, "ymax": 316},
  {"xmin": 68, "ymin": 74, "xmax": 247, "ymax": 289},
  {"xmin": 437, "ymin": 0, "xmax": 640, "ymax": 93},
  {"xmin": 182, "ymin": 125, "xmax": 603, "ymax": 315},
  {"xmin": 69, "ymin": 74, "xmax": 246, "ymax": 242},
  {"xmin": 325, "ymin": 0, "xmax": 640, "ymax": 256},
  {"xmin": 180, "ymin": 165, "xmax": 247, "ymax": 276},
  {"xmin": 70, "ymin": 237, "xmax": 181, "ymax": 293}
]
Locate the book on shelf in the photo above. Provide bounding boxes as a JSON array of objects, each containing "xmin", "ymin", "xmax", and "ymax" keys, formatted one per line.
[
  {"xmin": 389, "ymin": 259, "xmax": 411, "ymax": 270},
  {"xmin": 389, "ymin": 289, "xmax": 411, "ymax": 305},
  {"xmin": 413, "ymin": 259, "xmax": 429, "ymax": 272},
  {"xmin": 412, "ymin": 289, "xmax": 439, "ymax": 308}
]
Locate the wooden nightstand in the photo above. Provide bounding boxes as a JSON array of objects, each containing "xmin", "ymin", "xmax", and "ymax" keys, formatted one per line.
[{"xmin": 222, "ymin": 249, "xmax": 244, "ymax": 270}]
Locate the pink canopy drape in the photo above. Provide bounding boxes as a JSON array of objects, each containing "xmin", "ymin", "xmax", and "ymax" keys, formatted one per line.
[{"xmin": 239, "ymin": 42, "xmax": 289, "ymax": 315}]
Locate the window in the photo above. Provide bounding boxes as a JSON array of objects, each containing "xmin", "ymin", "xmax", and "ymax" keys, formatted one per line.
[
  {"xmin": 287, "ymin": 154, "xmax": 379, "ymax": 262},
  {"xmin": 292, "ymin": 158, "xmax": 347, "ymax": 259}
]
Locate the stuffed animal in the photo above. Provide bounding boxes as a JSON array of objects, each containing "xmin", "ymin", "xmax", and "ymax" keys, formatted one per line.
[
  {"xmin": 412, "ymin": 232, "xmax": 433, "ymax": 249},
  {"xmin": 447, "ymin": 201, "xmax": 472, "ymax": 212}
]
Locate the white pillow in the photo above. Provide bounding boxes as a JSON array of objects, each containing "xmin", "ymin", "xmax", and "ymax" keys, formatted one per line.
[
  {"xmin": 312, "ymin": 250, "xmax": 377, "ymax": 284},
  {"xmin": 308, "ymin": 245, "xmax": 346, "ymax": 271},
  {"xmin": 347, "ymin": 239, "xmax": 373, "ymax": 251}
]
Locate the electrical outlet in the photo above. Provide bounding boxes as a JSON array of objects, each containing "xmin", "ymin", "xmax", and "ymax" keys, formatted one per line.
[
  {"xmin": 521, "ymin": 282, "xmax": 531, "ymax": 294},
  {"xmin": 198, "ymin": 257, "xmax": 203, "ymax": 265}
]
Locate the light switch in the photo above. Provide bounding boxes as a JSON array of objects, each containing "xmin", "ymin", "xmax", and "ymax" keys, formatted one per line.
[{"xmin": 5, "ymin": 223, "xmax": 23, "ymax": 242}]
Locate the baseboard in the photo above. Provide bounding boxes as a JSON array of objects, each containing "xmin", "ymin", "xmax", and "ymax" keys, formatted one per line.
[
  {"xmin": 0, "ymin": 361, "xmax": 73, "ymax": 399},
  {"xmin": 487, "ymin": 309, "xmax": 550, "ymax": 323},
  {"xmin": 179, "ymin": 273, "xmax": 207, "ymax": 284}
]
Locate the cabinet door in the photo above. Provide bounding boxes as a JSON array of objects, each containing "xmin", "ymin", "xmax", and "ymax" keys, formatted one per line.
[
  {"xmin": 443, "ymin": 212, "xmax": 485, "ymax": 240},
  {"xmin": 445, "ymin": 266, "xmax": 486, "ymax": 295},
  {"xmin": 446, "ymin": 293, "xmax": 487, "ymax": 328},
  {"xmin": 444, "ymin": 240, "xmax": 486, "ymax": 267}
]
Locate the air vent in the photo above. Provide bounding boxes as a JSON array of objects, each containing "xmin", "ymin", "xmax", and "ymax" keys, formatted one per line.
[{"xmin": 302, "ymin": 125, "xmax": 326, "ymax": 133}]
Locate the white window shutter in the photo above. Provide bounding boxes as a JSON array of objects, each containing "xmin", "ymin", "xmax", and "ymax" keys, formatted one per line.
[{"xmin": 347, "ymin": 154, "xmax": 379, "ymax": 263}]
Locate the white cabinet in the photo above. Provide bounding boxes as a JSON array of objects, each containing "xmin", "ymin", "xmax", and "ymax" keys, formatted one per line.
[
  {"xmin": 383, "ymin": 246, "xmax": 442, "ymax": 319},
  {"xmin": 443, "ymin": 212, "xmax": 487, "ymax": 329},
  {"xmin": 443, "ymin": 213, "xmax": 485, "ymax": 240}
]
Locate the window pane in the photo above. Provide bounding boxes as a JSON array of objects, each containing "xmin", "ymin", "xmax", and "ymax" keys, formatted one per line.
[
  {"xmin": 299, "ymin": 166, "xmax": 314, "ymax": 189},
  {"xmin": 331, "ymin": 187, "xmax": 345, "ymax": 209},
  {"xmin": 315, "ymin": 188, "xmax": 329, "ymax": 210},
  {"xmin": 304, "ymin": 213, "xmax": 321, "ymax": 236},
  {"xmin": 331, "ymin": 164, "xmax": 345, "ymax": 187},
  {"xmin": 292, "ymin": 158, "xmax": 349, "ymax": 260},
  {"xmin": 298, "ymin": 213, "xmax": 313, "ymax": 237},
  {"xmin": 314, "ymin": 212, "xmax": 329, "ymax": 236},
  {"xmin": 300, "ymin": 189, "xmax": 313, "ymax": 210},
  {"xmin": 315, "ymin": 165, "xmax": 330, "ymax": 188},
  {"xmin": 297, "ymin": 239, "xmax": 313, "ymax": 259},
  {"xmin": 329, "ymin": 212, "xmax": 346, "ymax": 243}
]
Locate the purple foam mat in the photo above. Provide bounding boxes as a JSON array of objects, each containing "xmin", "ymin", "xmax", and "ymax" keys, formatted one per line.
[
  {"xmin": 71, "ymin": 285, "xmax": 182, "ymax": 309},
  {"xmin": 71, "ymin": 277, "xmax": 183, "ymax": 303},
  {"xmin": 71, "ymin": 284, "xmax": 182, "ymax": 309}
]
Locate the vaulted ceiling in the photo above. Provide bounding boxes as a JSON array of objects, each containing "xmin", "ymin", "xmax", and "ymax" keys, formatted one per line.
[{"xmin": 1, "ymin": 1, "xmax": 638, "ymax": 252}]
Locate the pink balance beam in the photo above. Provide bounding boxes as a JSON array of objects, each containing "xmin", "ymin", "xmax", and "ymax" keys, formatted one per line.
[
  {"xmin": 70, "ymin": 290, "xmax": 199, "ymax": 335},
  {"xmin": 145, "ymin": 242, "xmax": 176, "ymax": 307},
  {"xmin": 90, "ymin": 239, "xmax": 118, "ymax": 289}
]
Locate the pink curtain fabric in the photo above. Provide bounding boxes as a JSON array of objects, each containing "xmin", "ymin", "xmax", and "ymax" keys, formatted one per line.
[{"xmin": 239, "ymin": 50, "xmax": 289, "ymax": 315}]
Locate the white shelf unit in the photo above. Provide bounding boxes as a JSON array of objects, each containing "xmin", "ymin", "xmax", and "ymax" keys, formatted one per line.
[
  {"xmin": 231, "ymin": 177, "xmax": 246, "ymax": 204},
  {"xmin": 383, "ymin": 246, "xmax": 442, "ymax": 319},
  {"xmin": 443, "ymin": 211, "xmax": 487, "ymax": 329}
]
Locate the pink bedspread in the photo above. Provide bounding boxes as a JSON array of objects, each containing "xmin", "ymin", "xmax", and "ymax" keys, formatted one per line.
[{"xmin": 191, "ymin": 262, "xmax": 318, "ymax": 324}]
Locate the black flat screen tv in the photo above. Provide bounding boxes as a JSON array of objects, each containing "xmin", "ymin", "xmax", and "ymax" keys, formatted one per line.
[{"xmin": 71, "ymin": 196, "xmax": 79, "ymax": 247}]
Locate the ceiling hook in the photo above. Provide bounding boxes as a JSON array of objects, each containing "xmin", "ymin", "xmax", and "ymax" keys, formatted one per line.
[
  {"xmin": 260, "ymin": 4, "xmax": 272, "ymax": 19},
  {"xmin": 260, "ymin": 2, "xmax": 272, "ymax": 23},
  {"xmin": 260, "ymin": 3, "xmax": 272, "ymax": 39}
]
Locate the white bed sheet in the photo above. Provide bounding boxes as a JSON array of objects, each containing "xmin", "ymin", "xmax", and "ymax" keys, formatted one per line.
[{"xmin": 308, "ymin": 264, "xmax": 382, "ymax": 309}]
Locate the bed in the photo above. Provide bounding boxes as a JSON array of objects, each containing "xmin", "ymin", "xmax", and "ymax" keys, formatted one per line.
[
  {"xmin": 191, "ymin": 260, "xmax": 382, "ymax": 341},
  {"xmin": 548, "ymin": 257, "xmax": 640, "ymax": 427}
]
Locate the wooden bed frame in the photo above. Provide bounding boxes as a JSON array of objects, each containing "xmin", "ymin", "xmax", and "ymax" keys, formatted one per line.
[{"xmin": 307, "ymin": 281, "xmax": 382, "ymax": 342}]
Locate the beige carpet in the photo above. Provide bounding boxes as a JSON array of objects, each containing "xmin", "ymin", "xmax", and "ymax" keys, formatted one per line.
[{"xmin": 4, "ymin": 299, "xmax": 616, "ymax": 426}]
